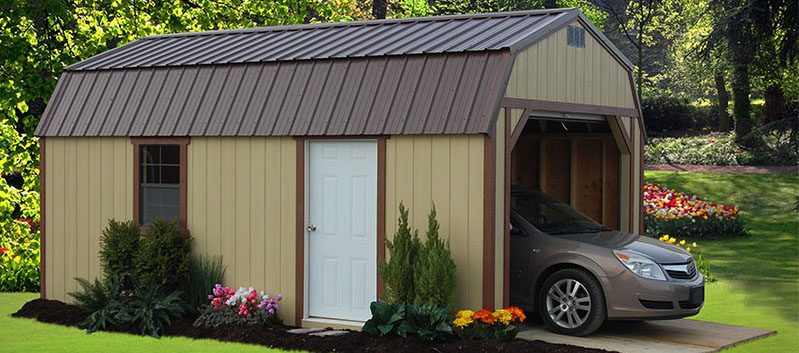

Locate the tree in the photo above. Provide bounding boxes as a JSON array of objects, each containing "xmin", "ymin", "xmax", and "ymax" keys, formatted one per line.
[
  {"xmin": 379, "ymin": 203, "xmax": 421, "ymax": 304},
  {"xmin": 413, "ymin": 205, "xmax": 457, "ymax": 312}
]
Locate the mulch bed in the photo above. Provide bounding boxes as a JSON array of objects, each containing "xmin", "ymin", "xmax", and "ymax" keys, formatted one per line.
[
  {"xmin": 645, "ymin": 163, "xmax": 798, "ymax": 174},
  {"xmin": 12, "ymin": 299, "xmax": 615, "ymax": 353}
]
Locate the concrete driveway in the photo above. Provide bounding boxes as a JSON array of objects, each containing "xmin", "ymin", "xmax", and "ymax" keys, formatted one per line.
[{"xmin": 518, "ymin": 319, "xmax": 776, "ymax": 353}]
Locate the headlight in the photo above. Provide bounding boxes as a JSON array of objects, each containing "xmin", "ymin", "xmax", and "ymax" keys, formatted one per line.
[{"xmin": 613, "ymin": 250, "xmax": 667, "ymax": 281}]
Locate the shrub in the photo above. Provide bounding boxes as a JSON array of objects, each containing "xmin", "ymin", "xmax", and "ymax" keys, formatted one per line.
[
  {"xmin": 643, "ymin": 182, "xmax": 747, "ymax": 238},
  {"xmin": 641, "ymin": 94, "xmax": 713, "ymax": 137},
  {"xmin": 193, "ymin": 284, "xmax": 282, "ymax": 328},
  {"xmin": 452, "ymin": 307, "xmax": 526, "ymax": 341},
  {"xmin": 99, "ymin": 220, "xmax": 140, "ymax": 280},
  {"xmin": 135, "ymin": 217, "xmax": 191, "ymax": 290},
  {"xmin": 413, "ymin": 205, "xmax": 457, "ymax": 313},
  {"xmin": 0, "ymin": 220, "xmax": 39, "ymax": 291},
  {"xmin": 397, "ymin": 304, "xmax": 453, "ymax": 340},
  {"xmin": 181, "ymin": 254, "xmax": 227, "ymax": 314},
  {"xmin": 70, "ymin": 273, "xmax": 186, "ymax": 337},
  {"xmin": 379, "ymin": 203, "xmax": 421, "ymax": 304}
]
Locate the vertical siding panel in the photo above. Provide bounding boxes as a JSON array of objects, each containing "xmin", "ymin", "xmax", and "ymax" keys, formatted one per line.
[
  {"xmin": 45, "ymin": 141, "xmax": 55, "ymax": 298},
  {"xmin": 219, "ymin": 139, "xmax": 237, "ymax": 285},
  {"xmin": 76, "ymin": 140, "xmax": 89, "ymax": 286},
  {"xmin": 250, "ymin": 139, "xmax": 266, "ymax": 292},
  {"xmin": 113, "ymin": 140, "xmax": 126, "ymax": 221},
  {"xmin": 593, "ymin": 40, "xmax": 602, "ymax": 106},
  {"xmin": 447, "ymin": 135, "xmax": 469, "ymax": 308},
  {"xmin": 583, "ymin": 34, "xmax": 593, "ymax": 105},
  {"xmin": 546, "ymin": 35, "xmax": 558, "ymax": 102},
  {"xmin": 267, "ymin": 138, "xmax": 284, "ymax": 289},
  {"xmin": 466, "ymin": 136, "xmax": 484, "ymax": 310},
  {"xmin": 235, "ymin": 140, "xmax": 251, "ymax": 285},
  {"xmin": 430, "ymin": 137, "xmax": 451, "ymax": 241},
  {"xmin": 99, "ymin": 139, "xmax": 115, "ymax": 280},
  {"xmin": 51, "ymin": 139, "xmax": 65, "ymax": 300},
  {"xmin": 279, "ymin": 138, "xmax": 296, "ymax": 323},
  {"xmin": 385, "ymin": 138, "xmax": 397, "ymax": 240},
  {"xmin": 205, "ymin": 138, "xmax": 224, "ymax": 280},
  {"xmin": 566, "ymin": 45, "xmax": 575, "ymax": 103},
  {"xmin": 537, "ymin": 39, "xmax": 548, "ymax": 101},
  {"xmin": 395, "ymin": 137, "xmax": 415, "ymax": 225},
  {"xmin": 528, "ymin": 49, "xmax": 538, "ymax": 100},
  {"xmin": 412, "ymin": 136, "xmax": 432, "ymax": 230},
  {"xmin": 556, "ymin": 29, "xmax": 567, "ymax": 101},
  {"xmin": 65, "ymin": 139, "xmax": 78, "ymax": 295},
  {"xmin": 88, "ymin": 140, "xmax": 102, "ymax": 282}
]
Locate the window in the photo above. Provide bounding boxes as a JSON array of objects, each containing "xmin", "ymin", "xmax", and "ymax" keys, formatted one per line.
[
  {"xmin": 132, "ymin": 138, "xmax": 189, "ymax": 233},
  {"xmin": 567, "ymin": 25, "xmax": 586, "ymax": 48}
]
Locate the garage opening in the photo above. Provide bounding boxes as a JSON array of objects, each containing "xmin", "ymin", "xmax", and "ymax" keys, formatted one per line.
[{"xmin": 510, "ymin": 113, "xmax": 621, "ymax": 230}]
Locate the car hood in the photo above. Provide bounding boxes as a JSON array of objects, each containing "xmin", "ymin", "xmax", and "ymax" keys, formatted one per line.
[{"xmin": 560, "ymin": 230, "xmax": 693, "ymax": 264}]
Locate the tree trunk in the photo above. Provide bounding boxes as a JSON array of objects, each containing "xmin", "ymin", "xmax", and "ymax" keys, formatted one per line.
[
  {"xmin": 372, "ymin": 0, "xmax": 387, "ymax": 19},
  {"xmin": 714, "ymin": 71, "xmax": 730, "ymax": 132},
  {"xmin": 763, "ymin": 83, "xmax": 788, "ymax": 124},
  {"xmin": 732, "ymin": 63, "xmax": 752, "ymax": 137}
]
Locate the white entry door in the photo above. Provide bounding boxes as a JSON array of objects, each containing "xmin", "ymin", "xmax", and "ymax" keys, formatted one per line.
[{"xmin": 307, "ymin": 140, "xmax": 377, "ymax": 322}]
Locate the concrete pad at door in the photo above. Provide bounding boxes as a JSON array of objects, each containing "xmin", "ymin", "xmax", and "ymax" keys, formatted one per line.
[{"xmin": 517, "ymin": 319, "xmax": 776, "ymax": 353}]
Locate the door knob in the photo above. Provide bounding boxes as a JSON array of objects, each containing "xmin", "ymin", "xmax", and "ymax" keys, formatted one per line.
[{"xmin": 307, "ymin": 224, "xmax": 317, "ymax": 232}]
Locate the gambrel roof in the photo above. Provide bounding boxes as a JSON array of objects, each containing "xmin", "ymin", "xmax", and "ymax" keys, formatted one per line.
[{"xmin": 35, "ymin": 8, "xmax": 632, "ymax": 137}]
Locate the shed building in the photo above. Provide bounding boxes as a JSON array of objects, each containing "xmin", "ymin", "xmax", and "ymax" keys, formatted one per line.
[{"xmin": 36, "ymin": 8, "xmax": 645, "ymax": 328}]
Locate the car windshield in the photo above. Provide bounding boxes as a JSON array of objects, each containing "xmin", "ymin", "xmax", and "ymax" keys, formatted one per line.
[{"xmin": 511, "ymin": 187, "xmax": 608, "ymax": 235}]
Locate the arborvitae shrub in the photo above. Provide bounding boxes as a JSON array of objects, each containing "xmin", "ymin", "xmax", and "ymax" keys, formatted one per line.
[
  {"xmin": 379, "ymin": 203, "xmax": 420, "ymax": 304},
  {"xmin": 98, "ymin": 220, "xmax": 141, "ymax": 280},
  {"xmin": 135, "ymin": 217, "xmax": 191, "ymax": 290},
  {"xmin": 413, "ymin": 205, "xmax": 457, "ymax": 313}
]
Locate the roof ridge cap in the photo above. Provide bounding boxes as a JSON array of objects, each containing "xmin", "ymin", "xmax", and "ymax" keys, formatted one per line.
[{"xmin": 142, "ymin": 8, "xmax": 576, "ymax": 40}]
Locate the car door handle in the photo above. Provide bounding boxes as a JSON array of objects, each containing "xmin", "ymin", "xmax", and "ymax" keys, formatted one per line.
[
  {"xmin": 307, "ymin": 224, "xmax": 317, "ymax": 232},
  {"xmin": 532, "ymin": 248, "xmax": 540, "ymax": 253}
]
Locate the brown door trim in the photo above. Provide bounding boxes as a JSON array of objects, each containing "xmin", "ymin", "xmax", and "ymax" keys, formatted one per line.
[
  {"xmin": 294, "ymin": 136, "xmax": 387, "ymax": 326},
  {"xmin": 483, "ymin": 134, "xmax": 496, "ymax": 309}
]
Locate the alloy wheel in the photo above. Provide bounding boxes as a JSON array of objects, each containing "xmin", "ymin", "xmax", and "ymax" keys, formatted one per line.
[{"xmin": 545, "ymin": 278, "xmax": 592, "ymax": 329}]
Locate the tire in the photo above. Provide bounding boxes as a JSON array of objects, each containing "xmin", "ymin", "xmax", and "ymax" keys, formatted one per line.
[{"xmin": 538, "ymin": 268, "xmax": 606, "ymax": 336}]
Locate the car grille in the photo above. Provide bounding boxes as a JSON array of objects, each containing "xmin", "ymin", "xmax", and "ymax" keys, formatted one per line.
[
  {"xmin": 663, "ymin": 260, "xmax": 697, "ymax": 280},
  {"xmin": 639, "ymin": 299, "xmax": 674, "ymax": 310}
]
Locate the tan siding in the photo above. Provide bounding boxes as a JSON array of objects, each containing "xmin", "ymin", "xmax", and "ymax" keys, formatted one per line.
[
  {"xmin": 44, "ymin": 137, "xmax": 133, "ymax": 302},
  {"xmin": 506, "ymin": 22, "xmax": 635, "ymax": 110},
  {"xmin": 187, "ymin": 137, "xmax": 297, "ymax": 324},
  {"xmin": 385, "ymin": 135, "xmax": 484, "ymax": 310}
]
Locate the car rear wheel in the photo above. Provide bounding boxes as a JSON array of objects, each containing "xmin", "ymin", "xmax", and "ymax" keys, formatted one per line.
[{"xmin": 538, "ymin": 268, "xmax": 606, "ymax": 336}]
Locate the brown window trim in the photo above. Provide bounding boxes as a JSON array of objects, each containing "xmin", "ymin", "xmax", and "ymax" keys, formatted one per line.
[{"xmin": 131, "ymin": 137, "xmax": 190, "ymax": 237}]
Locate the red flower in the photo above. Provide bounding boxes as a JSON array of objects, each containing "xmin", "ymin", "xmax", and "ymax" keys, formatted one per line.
[
  {"xmin": 474, "ymin": 310, "xmax": 495, "ymax": 325},
  {"xmin": 0, "ymin": 247, "xmax": 8, "ymax": 254}
]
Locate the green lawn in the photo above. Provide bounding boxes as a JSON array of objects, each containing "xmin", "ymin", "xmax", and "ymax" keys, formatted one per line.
[
  {"xmin": 0, "ymin": 292, "xmax": 294, "ymax": 353},
  {"xmin": 645, "ymin": 171, "xmax": 799, "ymax": 352}
]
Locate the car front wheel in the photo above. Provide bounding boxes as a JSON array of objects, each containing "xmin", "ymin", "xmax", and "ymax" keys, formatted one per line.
[{"xmin": 538, "ymin": 268, "xmax": 606, "ymax": 336}]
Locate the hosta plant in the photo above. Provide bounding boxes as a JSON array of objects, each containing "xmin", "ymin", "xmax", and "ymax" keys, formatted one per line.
[
  {"xmin": 397, "ymin": 304, "xmax": 452, "ymax": 340},
  {"xmin": 362, "ymin": 300, "xmax": 405, "ymax": 337}
]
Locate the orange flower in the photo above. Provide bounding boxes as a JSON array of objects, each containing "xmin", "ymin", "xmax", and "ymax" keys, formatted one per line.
[
  {"xmin": 473, "ymin": 309, "xmax": 495, "ymax": 325},
  {"xmin": 508, "ymin": 306, "xmax": 526, "ymax": 322}
]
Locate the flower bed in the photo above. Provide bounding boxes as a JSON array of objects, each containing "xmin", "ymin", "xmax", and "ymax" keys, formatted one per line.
[
  {"xmin": 13, "ymin": 298, "xmax": 610, "ymax": 353},
  {"xmin": 194, "ymin": 285, "xmax": 282, "ymax": 328},
  {"xmin": 643, "ymin": 182, "xmax": 747, "ymax": 238},
  {"xmin": 453, "ymin": 307, "xmax": 526, "ymax": 340}
]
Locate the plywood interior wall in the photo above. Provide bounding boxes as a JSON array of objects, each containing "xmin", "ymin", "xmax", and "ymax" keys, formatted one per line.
[
  {"xmin": 511, "ymin": 134, "xmax": 620, "ymax": 230},
  {"xmin": 187, "ymin": 137, "xmax": 297, "ymax": 324},
  {"xmin": 384, "ymin": 135, "xmax": 484, "ymax": 310},
  {"xmin": 43, "ymin": 137, "xmax": 134, "ymax": 302},
  {"xmin": 505, "ymin": 21, "xmax": 635, "ymax": 110}
]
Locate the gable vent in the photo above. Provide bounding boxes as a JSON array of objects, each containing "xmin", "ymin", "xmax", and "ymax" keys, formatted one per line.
[{"xmin": 568, "ymin": 25, "xmax": 586, "ymax": 48}]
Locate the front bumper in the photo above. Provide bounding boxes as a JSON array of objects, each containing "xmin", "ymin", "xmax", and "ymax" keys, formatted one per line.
[{"xmin": 600, "ymin": 267, "xmax": 704, "ymax": 320}]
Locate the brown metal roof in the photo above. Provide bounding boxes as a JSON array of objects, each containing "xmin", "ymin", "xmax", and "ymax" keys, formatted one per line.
[
  {"xmin": 65, "ymin": 9, "xmax": 577, "ymax": 71},
  {"xmin": 36, "ymin": 52, "xmax": 510, "ymax": 136},
  {"xmin": 36, "ymin": 8, "xmax": 633, "ymax": 137}
]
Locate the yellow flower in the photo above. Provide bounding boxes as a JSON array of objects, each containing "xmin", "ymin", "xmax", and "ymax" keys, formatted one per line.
[
  {"xmin": 453, "ymin": 316, "xmax": 473, "ymax": 327},
  {"xmin": 680, "ymin": 240, "xmax": 686, "ymax": 245},
  {"xmin": 491, "ymin": 309, "xmax": 513, "ymax": 325},
  {"xmin": 692, "ymin": 242, "xmax": 698, "ymax": 248},
  {"xmin": 456, "ymin": 309, "xmax": 474, "ymax": 319},
  {"xmin": 668, "ymin": 238, "xmax": 676, "ymax": 244},
  {"xmin": 686, "ymin": 247, "xmax": 691, "ymax": 252}
]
